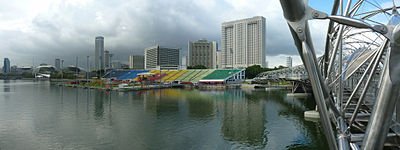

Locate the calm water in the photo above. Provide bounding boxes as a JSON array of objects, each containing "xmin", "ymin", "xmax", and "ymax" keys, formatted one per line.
[{"xmin": 0, "ymin": 80, "xmax": 327, "ymax": 150}]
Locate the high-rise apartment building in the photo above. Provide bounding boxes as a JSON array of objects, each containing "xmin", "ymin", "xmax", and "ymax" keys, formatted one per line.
[
  {"xmin": 95, "ymin": 36, "xmax": 105, "ymax": 70},
  {"xmin": 55, "ymin": 58, "xmax": 61, "ymax": 70},
  {"xmin": 188, "ymin": 39, "xmax": 217, "ymax": 69},
  {"xmin": 286, "ymin": 56, "xmax": 293, "ymax": 68},
  {"xmin": 3, "ymin": 58, "xmax": 10, "ymax": 74},
  {"xmin": 221, "ymin": 16, "xmax": 266, "ymax": 68},
  {"xmin": 216, "ymin": 51, "xmax": 222, "ymax": 69},
  {"xmin": 144, "ymin": 45, "xmax": 180, "ymax": 70},
  {"xmin": 129, "ymin": 55, "xmax": 144, "ymax": 70}
]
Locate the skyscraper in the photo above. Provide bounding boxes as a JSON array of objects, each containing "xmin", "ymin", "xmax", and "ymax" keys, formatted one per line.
[
  {"xmin": 144, "ymin": 45, "xmax": 180, "ymax": 70},
  {"xmin": 104, "ymin": 50, "xmax": 111, "ymax": 69},
  {"xmin": 3, "ymin": 58, "xmax": 10, "ymax": 74},
  {"xmin": 221, "ymin": 16, "xmax": 266, "ymax": 68},
  {"xmin": 188, "ymin": 39, "xmax": 217, "ymax": 69},
  {"xmin": 95, "ymin": 36, "xmax": 105, "ymax": 70},
  {"xmin": 55, "ymin": 58, "xmax": 61, "ymax": 70},
  {"xmin": 286, "ymin": 56, "xmax": 293, "ymax": 68},
  {"xmin": 129, "ymin": 55, "xmax": 144, "ymax": 70}
]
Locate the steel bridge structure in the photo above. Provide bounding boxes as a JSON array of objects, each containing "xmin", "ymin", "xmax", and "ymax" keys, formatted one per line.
[{"xmin": 260, "ymin": 0, "xmax": 400, "ymax": 149}]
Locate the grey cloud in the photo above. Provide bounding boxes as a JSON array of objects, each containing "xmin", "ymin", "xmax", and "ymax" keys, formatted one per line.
[{"xmin": 0, "ymin": 0, "xmax": 328, "ymax": 68}]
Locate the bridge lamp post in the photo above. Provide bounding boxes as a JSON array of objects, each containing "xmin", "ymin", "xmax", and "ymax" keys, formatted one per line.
[
  {"xmin": 230, "ymin": 48, "xmax": 233, "ymax": 69},
  {"xmin": 61, "ymin": 59, "xmax": 64, "ymax": 80}
]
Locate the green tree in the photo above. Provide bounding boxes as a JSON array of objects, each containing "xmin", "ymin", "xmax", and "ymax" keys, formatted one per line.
[{"xmin": 245, "ymin": 65, "xmax": 265, "ymax": 79}]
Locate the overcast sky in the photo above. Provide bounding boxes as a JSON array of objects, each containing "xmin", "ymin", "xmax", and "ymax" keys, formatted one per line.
[{"xmin": 0, "ymin": 0, "xmax": 367, "ymax": 68}]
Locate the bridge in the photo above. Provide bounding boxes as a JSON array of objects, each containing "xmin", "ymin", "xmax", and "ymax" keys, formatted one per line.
[
  {"xmin": 259, "ymin": 1, "xmax": 400, "ymax": 149},
  {"xmin": 253, "ymin": 65, "xmax": 311, "ymax": 93}
]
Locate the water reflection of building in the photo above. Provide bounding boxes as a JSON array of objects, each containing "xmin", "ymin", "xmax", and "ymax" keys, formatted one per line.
[
  {"xmin": 144, "ymin": 90, "xmax": 180, "ymax": 115},
  {"xmin": 186, "ymin": 92, "xmax": 215, "ymax": 119},
  {"xmin": 94, "ymin": 91, "xmax": 105, "ymax": 119},
  {"xmin": 221, "ymin": 90, "xmax": 265, "ymax": 146},
  {"xmin": 3, "ymin": 80, "xmax": 10, "ymax": 92}
]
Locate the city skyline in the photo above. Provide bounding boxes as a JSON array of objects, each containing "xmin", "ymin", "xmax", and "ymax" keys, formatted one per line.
[{"xmin": 0, "ymin": 0, "xmax": 347, "ymax": 68}]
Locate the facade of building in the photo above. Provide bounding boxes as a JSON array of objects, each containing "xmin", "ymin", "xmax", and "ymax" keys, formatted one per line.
[
  {"xmin": 55, "ymin": 58, "xmax": 61, "ymax": 70},
  {"xmin": 221, "ymin": 16, "xmax": 266, "ymax": 68},
  {"xmin": 111, "ymin": 61, "xmax": 122, "ymax": 69},
  {"xmin": 104, "ymin": 50, "xmax": 111, "ymax": 69},
  {"xmin": 10, "ymin": 65, "xmax": 17, "ymax": 73},
  {"xmin": 3, "ymin": 58, "xmax": 10, "ymax": 74},
  {"xmin": 129, "ymin": 55, "xmax": 144, "ymax": 70},
  {"xmin": 95, "ymin": 36, "xmax": 105, "ymax": 70},
  {"xmin": 144, "ymin": 45, "xmax": 180, "ymax": 70},
  {"xmin": 286, "ymin": 56, "xmax": 292, "ymax": 68},
  {"xmin": 188, "ymin": 39, "xmax": 217, "ymax": 69},
  {"xmin": 216, "ymin": 51, "xmax": 222, "ymax": 69},
  {"xmin": 16, "ymin": 66, "xmax": 33, "ymax": 75}
]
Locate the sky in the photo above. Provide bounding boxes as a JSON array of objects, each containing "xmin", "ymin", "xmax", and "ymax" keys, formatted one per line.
[{"xmin": 0, "ymin": 0, "xmax": 392, "ymax": 68}]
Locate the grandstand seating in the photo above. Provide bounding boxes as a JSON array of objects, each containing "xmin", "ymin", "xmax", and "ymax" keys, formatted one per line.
[
  {"xmin": 183, "ymin": 70, "xmax": 205, "ymax": 82},
  {"xmin": 161, "ymin": 70, "xmax": 179, "ymax": 82},
  {"xmin": 166, "ymin": 70, "xmax": 187, "ymax": 82},
  {"xmin": 176, "ymin": 70, "xmax": 195, "ymax": 81},
  {"xmin": 201, "ymin": 69, "xmax": 242, "ymax": 80},
  {"xmin": 182, "ymin": 70, "xmax": 202, "ymax": 82},
  {"xmin": 103, "ymin": 69, "xmax": 240, "ymax": 84},
  {"xmin": 191, "ymin": 69, "xmax": 215, "ymax": 83},
  {"xmin": 117, "ymin": 70, "xmax": 148, "ymax": 80},
  {"xmin": 103, "ymin": 70, "xmax": 129, "ymax": 79}
]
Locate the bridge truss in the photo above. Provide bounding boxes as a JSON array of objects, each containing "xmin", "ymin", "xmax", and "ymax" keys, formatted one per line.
[{"xmin": 273, "ymin": 0, "xmax": 400, "ymax": 149}]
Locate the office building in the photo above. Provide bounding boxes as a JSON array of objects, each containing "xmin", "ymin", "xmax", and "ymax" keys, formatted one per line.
[
  {"xmin": 221, "ymin": 16, "xmax": 266, "ymax": 68},
  {"xmin": 188, "ymin": 39, "xmax": 217, "ymax": 69},
  {"xmin": 55, "ymin": 58, "xmax": 61, "ymax": 70},
  {"xmin": 11, "ymin": 65, "xmax": 17, "ymax": 73},
  {"xmin": 144, "ymin": 45, "xmax": 180, "ymax": 70},
  {"xmin": 129, "ymin": 55, "xmax": 144, "ymax": 70},
  {"xmin": 104, "ymin": 50, "xmax": 112, "ymax": 69},
  {"xmin": 95, "ymin": 36, "xmax": 105, "ymax": 70},
  {"xmin": 286, "ymin": 56, "xmax": 292, "ymax": 68},
  {"xmin": 111, "ymin": 61, "xmax": 122, "ymax": 69},
  {"xmin": 3, "ymin": 58, "xmax": 10, "ymax": 74}
]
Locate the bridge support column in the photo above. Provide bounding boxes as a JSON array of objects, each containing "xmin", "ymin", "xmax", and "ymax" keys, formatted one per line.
[{"xmin": 279, "ymin": 1, "xmax": 338, "ymax": 149}]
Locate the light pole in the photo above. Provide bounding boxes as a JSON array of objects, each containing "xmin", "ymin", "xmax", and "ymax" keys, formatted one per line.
[
  {"xmin": 109, "ymin": 54, "xmax": 113, "ymax": 70},
  {"xmin": 230, "ymin": 48, "xmax": 233, "ymax": 69},
  {"xmin": 75, "ymin": 56, "xmax": 78, "ymax": 83},
  {"xmin": 61, "ymin": 59, "xmax": 64, "ymax": 80},
  {"xmin": 86, "ymin": 56, "xmax": 89, "ymax": 81}
]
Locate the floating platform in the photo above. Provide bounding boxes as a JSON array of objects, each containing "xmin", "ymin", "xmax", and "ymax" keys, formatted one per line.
[
  {"xmin": 304, "ymin": 110, "xmax": 320, "ymax": 119},
  {"xmin": 287, "ymin": 93, "xmax": 311, "ymax": 97},
  {"xmin": 265, "ymin": 87, "xmax": 285, "ymax": 91}
]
